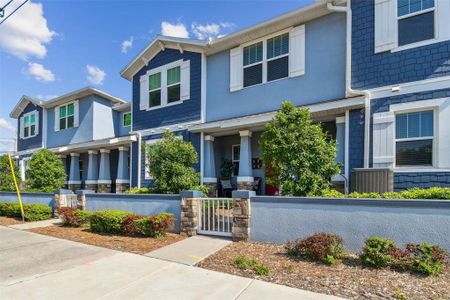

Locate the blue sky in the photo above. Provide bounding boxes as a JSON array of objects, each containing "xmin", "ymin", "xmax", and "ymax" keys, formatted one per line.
[{"xmin": 0, "ymin": 0, "xmax": 313, "ymax": 151}]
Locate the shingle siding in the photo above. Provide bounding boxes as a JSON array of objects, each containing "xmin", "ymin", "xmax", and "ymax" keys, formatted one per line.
[
  {"xmin": 348, "ymin": 108, "xmax": 365, "ymax": 186},
  {"xmin": 17, "ymin": 103, "xmax": 43, "ymax": 152},
  {"xmin": 132, "ymin": 49, "xmax": 202, "ymax": 131},
  {"xmin": 394, "ymin": 173, "xmax": 450, "ymax": 191},
  {"xmin": 351, "ymin": 0, "xmax": 450, "ymax": 90}
]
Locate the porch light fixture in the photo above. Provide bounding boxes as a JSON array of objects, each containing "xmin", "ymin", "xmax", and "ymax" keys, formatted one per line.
[{"xmin": 391, "ymin": 86, "xmax": 400, "ymax": 92}]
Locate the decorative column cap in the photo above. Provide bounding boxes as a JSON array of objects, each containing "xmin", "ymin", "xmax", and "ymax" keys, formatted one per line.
[
  {"xmin": 336, "ymin": 116, "xmax": 345, "ymax": 124},
  {"xmin": 239, "ymin": 130, "xmax": 252, "ymax": 137},
  {"xmin": 232, "ymin": 190, "xmax": 255, "ymax": 199},
  {"xmin": 118, "ymin": 146, "xmax": 129, "ymax": 152},
  {"xmin": 70, "ymin": 152, "xmax": 80, "ymax": 157},
  {"xmin": 59, "ymin": 154, "xmax": 67, "ymax": 158},
  {"xmin": 100, "ymin": 149, "xmax": 110, "ymax": 154},
  {"xmin": 205, "ymin": 135, "xmax": 215, "ymax": 142},
  {"xmin": 180, "ymin": 190, "xmax": 204, "ymax": 199},
  {"xmin": 88, "ymin": 150, "xmax": 98, "ymax": 155}
]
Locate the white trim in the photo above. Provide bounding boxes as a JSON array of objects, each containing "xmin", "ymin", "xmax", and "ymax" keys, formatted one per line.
[
  {"xmin": 70, "ymin": 152, "xmax": 80, "ymax": 157},
  {"xmin": 118, "ymin": 146, "xmax": 129, "ymax": 152},
  {"xmin": 335, "ymin": 116, "xmax": 345, "ymax": 124},
  {"xmin": 237, "ymin": 176, "xmax": 254, "ymax": 182},
  {"xmin": 201, "ymin": 53, "xmax": 206, "ymax": 123},
  {"xmin": 133, "ymin": 120, "xmax": 201, "ymax": 137},
  {"xmin": 42, "ymin": 109, "xmax": 47, "ymax": 148},
  {"xmin": 369, "ymin": 76, "xmax": 450, "ymax": 99},
  {"xmin": 344, "ymin": 110, "xmax": 349, "ymax": 194},
  {"xmin": 389, "ymin": 98, "xmax": 443, "ymax": 112},
  {"xmin": 116, "ymin": 179, "xmax": 130, "ymax": 184},
  {"xmin": 16, "ymin": 147, "xmax": 42, "ymax": 156},
  {"xmin": 9, "ymin": 96, "xmax": 43, "ymax": 119},
  {"xmin": 394, "ymin": 168, "xmax": 450, "ymax": 173},
  {"xmin": 88, "ymin": 150, "xmax": 98, "ymax": 155},
  {"xmin": 97, "ymin": 180, "xmax": 112, "ymax": 184},
  {"xmin": 67, "ymin": 180, "xmax": 82, "ymax": 185},
  {"xmin": 57, "ymin": 100, "xmax": 78, "ymax": 130},
  {"xmin": 41, "ymin": 87, "xmax": 125, "ymax": 109},
  {"xmin": 100, "ymin": 149, "xmax": 110, "ymax": 154},
  {"xmin": 200, "ymin": 132, "xmax": 204, "ymax": 185},
  {"xmin": 51, "ymin": 135, "xmax": 136, "ymax": 153},
  {"xmin": 203, "ymin": 177, "xmax": 217, "ymax": 183},
  {"xmin": 129, "ymin": 142, "xmax": 133, "ymax": 186},
  {"xmin": 239, "ymin": 130, "xmax": 252, "ymax": 137},
  {"xmin": 204, "ymin": 135, "xmax": 215, "ymax": 141},
  {"xmin": 232, "ymin": 144, "xmax": 240, "ymax": 163},
  {"xmin": 84, "ymin": 180, "xmax": 98, "ymax": 185},
  {"xmin": 21, "ymin": 111, "xmax": 38, "ymax": 139},
  {"xmin": 137, "ymin": 132, "xmax": 142, "ymax": 188}
]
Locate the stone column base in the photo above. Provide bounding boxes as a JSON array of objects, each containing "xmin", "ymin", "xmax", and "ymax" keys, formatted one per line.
[
  {"xmin": 237, "ymin": 181, "xmax": 253, "ymax": 191},
  {"xmin": 231, "ymin": 190, "xmax": 254, "ymax": 242},
  {"xmin": 180, "ymin": 191, "xmax": 204, "ymax": 237},
  {"xmin": 116, "ymin": 182, "xmax": 130, "ymax": 193},
  {"xmin": 68, "ymin": 184, "xmax": 81, "ymax": 191},
  {"xmin": 85, "ymin": 183, "xmax": 98, "ymax": 192},
  {"xmin": 97, "ymin": 183, "xmax": 111, "ymax": 193},
  {"xmin": 204, "ymin": 182, "xmax": 218, "ymax": 197}
]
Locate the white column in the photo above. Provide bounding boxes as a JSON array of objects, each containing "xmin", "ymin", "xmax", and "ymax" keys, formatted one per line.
[{"xmin": 237, "ymin": 130, "xmax": 253, "ymax": 183}]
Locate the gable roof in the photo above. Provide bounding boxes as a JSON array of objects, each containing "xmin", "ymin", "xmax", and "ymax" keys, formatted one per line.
[
  {"xmin": 120, "ymin": 36, "xmax": 208, "ymax": 81},
  {"xmin": 9, "ymin": 96, "xmax": 43, "ymax": 119}
]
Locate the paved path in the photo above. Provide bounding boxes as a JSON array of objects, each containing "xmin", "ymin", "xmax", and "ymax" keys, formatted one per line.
[
  {"xmin": 0, "ymin": 226, "xmax": 342, "ymax": 300},
  {"xmin": 8, "ymin": 218, "xmax": 62, "ymax": 230},
  {"xmin": 145, "ymin": 235, "xmax": 231, "ymax": 265}
]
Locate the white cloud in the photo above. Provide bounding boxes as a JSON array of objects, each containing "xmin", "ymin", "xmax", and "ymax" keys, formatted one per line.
[
  {"xmin": 191, "ymin": 22, "xmax": 235, "ymax": 40},
  {"xmin": 121, "ymin": 36, "xmax": 133, "ymax": 54},
  {"xmin": 161, "ymin": 21, "xmax": 189, "ymax": 38},
  {"xmin": 0, "ymin": 118, "xmax": 16, "ymax": 133},
  {"xmin": 25, "ymin": 62, "xmax": 55, "ymax": 82},
  {"xmin": 86, "ymin": 65, "xmax": 106, "ymax": 85},
  {"xmin": 0, "ymin": 139, "xmax": 15, "ymax": 153},
  {"xmin": 36, "ymin": 94, "xmax": 58, "ymax": 101},
  {"xmin": 0, "ymin": 1, "xmax": 56, "ymax": 60}
]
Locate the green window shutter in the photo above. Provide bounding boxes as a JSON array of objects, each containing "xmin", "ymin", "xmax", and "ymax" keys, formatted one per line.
[
  {"xmin": 167, "ymin": 66, "xmax": 180, "ymax": 85},
  {"xmin": 149, "ymin": 72, "xmax": 161, "ymax": 90}
]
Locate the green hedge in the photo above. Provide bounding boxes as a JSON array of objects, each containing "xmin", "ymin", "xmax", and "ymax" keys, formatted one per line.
[
  {"xmin": 89, "ymin": 210, "xmax": 131, "ymax": 234},
  {"xmin": 0, "ymin": 202, "xmax": 52, "ymax": 221},
  {"xmin": 320, "ymin": 187, "xmax": 450, "ymax": 200}
]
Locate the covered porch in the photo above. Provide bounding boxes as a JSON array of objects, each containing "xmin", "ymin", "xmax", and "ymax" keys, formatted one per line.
[
  {"xmin": 192, "ymin": 97, "xmax": 365, "ymax": 196},
  {"xmin": 53, "ymin": 135, "xmax": 136, "ymax": 193}
]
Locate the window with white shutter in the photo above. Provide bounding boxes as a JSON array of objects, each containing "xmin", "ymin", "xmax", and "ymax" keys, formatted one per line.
[{"xmin": 374, "ymin": 0, "xmax": 397, "ymax": 53}]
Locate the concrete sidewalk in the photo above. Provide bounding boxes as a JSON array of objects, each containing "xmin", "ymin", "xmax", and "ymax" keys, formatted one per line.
[
  {"xmin": 0, "ymin": 226, "xmax": 342, "ymax": 300},
  {"xmin": 8, "ymin": 218, "xmax": 62, "ymax": 230}
]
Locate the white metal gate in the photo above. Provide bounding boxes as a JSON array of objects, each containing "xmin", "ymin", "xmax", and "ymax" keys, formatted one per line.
[{"xmin": 197, "ymin": 198, "xmax": 234, "ymax": 237}]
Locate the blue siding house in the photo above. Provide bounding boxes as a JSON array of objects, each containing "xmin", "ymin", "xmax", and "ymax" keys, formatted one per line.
[{"xmin": 10, "ymin": 87, "xmax": 134, "ymax": 193}]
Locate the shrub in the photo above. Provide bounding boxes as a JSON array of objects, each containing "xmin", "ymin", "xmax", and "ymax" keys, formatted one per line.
[
  {"xmin": 318, "ymin": 187, "xmax": 450, "ymax": 200},
  {"xmin": 26, "ymin": 149, "xmax": 66, "ymax": 192},
  {"xmin": 348, "ymin": 192, "xmax": 382, "ymax": 199},
  {"xmin": 135, "ymin": 213, "xmax": 175, "ymax": 237},
  {"xmin": 0, "ymin": 155, "xmax": 21, "ymax": 191},
  {"xmin": 122, "ymin": 214, "xmax": 145, "ymax": 235},
  {"xmin": 286, "ymin": 232, "xmax": 344, "ymax": 265},
  {"xmin": 58, "ymin": 207, "xmax": 93, "ymax": 227},
  {"xmin": 260, "ymin": 102, "xmax": 340, "ymax": 196},
  {"xmin": 360, "ymin": 237, "xmax": 398, "ymax": 268},
  {"xmin": 234, "ymin": 256, "xmax": 270, "ymax": 276},
  {"xmin": 0, "ymin": 202, "xmax": 52, "ymax": 221},
  {"xmin": 90, "ymin": 210, "xmax": 132, "ymax": 234},
  {"xmin": 320, "ymin": 189, "xmax": 345, "ymax": 198},
  {"xmin": 125, "ymin": 187, "xmax": 157, "ymax": 194},
  {"xmin": 406, "ymin": 243, "xmax": 448, "ymax": 275}
]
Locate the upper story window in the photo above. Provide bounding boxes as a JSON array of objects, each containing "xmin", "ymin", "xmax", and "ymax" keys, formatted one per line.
[
  {"xmin": 139, "ymin": 59, "xmax": 190, "ymax": 111},
  {"xmin": 123, "ymin": 112, "xmax": 131, "ymax": 127},
  {"xmin": 59, "ymin": 103, "xmax": 75, "ymax": 130},
  {"xmin": 395, "ymin": 110, "xmax": 434, "ymax": 166},
  {"xmin": 397, "ymin": 0, "xmax": 435, "ymax": 46},
  {"xmin": 21, "ymin": 111, "xmax": 38, "ymax": 139},
  {"xmin": 243, "ymin": 32, "xmax": 290, "ymax": 88}
]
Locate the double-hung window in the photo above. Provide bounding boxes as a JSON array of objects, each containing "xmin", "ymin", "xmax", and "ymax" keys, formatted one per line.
[
  {"xmin": 167, "ymin": 66, "xmax": 181, "ymax": 103},
  {"xmin": 123, "ymin": 112, "xmax": 131, "ymax": 127},
  {"xmin": 395, "ymin": 110, "xmax": 434, "ymax": 166},
  {"xmin": 149, "ymin": 72, "xmax": 162, "ymax": 108},
  {"xmin": 232, "ymin": 144, "xmax": 240, "ymax": 176},
  {"xmin": 59, "ymin": 103, "xmax": 75, "ymax": 130},
  {"xmin": 23, "ymin": 112, "xmax": 36, "ymax": 138},
  {"xmin": 243, "ymin": 32, "xmax": 290, "ymax": 88},
  {"xmin": 397, "ymin": 0, "xmax": 435, "ymax": 46}
]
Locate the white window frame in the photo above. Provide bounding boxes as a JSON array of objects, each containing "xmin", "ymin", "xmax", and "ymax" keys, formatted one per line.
[
  {"xmin": 145, "ymin": 60, "xmax": 184, "ymax": 111},
  {"xmin": 232, "ymin": 144, "xmax": 240, "ymax": 162},
  {"xmin": 241, "ymin": 28, "xmax": 291, "ymax": 89},
  {"xmin": 393, "ymin": 0, "xmax": 439, "ymax": 52},
  {"xmin": 22, "ymin": 111, "xmax": 38, "ymax": 139},
  {"xmin": 167, "ymin": 65, "xmax": 181, "ymax": 104},
  {"xmin": 123, "ymin": 112, "xmax": 131, "ymax": 127},
  {"xmin": 58, "ymin": 102, "xmax": 76, "ymax": 130}
]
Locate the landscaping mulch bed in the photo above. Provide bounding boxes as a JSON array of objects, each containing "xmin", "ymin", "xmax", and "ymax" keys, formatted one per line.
[
  {"xmin": 0, "ymin": 216, "xmax": 22, "ymax": 226},
  {"xmin": 197, "ymin": 241, "xmax": 450, "ymax": 300},
  {"xmin": 30, "ymin": 225, "xmax": 185, "ymax": 254}
]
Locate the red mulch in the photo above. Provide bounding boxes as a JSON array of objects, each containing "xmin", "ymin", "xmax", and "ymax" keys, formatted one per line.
[{"xmin": 197, "ymin": 241, "xmax": 450, "ymax": 300}]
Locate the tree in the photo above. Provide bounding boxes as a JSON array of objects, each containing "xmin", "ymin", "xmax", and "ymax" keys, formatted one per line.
[
  {"xmin": 26, "ymin": 149, "xmax": 66, "ymax": 192},
  {"xmin": 259, "ymin": 101, "xmax": 340, "ymax": 196},
  {"xmin": 0, "ymin": 155, "xmax": 21, "ymax": 191},
  {"xmin": 145, "ymin": 131, "xmax": 200, "ymax": 194}
]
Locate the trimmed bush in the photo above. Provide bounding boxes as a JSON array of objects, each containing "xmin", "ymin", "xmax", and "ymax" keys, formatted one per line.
[
  {"xmin": 406, "ymin": 243, "xmax": 448, "ymax": 276},
  {"xmin": 360, "ymin": 237, "xmax": 398, "ymax": 268},
  {"xmin": 135, "ymin": 213, "xmax": 175, "ymax": 237},
  {"xmin": 125, "ymin": 187, "xmax": 157, "ymax": 194},
  {"xmin": 0, "ymin": 202, "xmax": 52, "ymax": 221},
  {"xmin": 286, "ymin": 232, "xmax": 344, "ymax": 265},
  {"xmin": 122, "ymin": 214, "xmax": 145, "ymax": 235},
  {"xmin": 58, "ymin": 207, "xmax": 93, "ymax": 227},
  {"xmin": 320, "ymin": 187, "xmax": 450, "ymax": 200},
  {"xmin": 90, "ymin": 210, "xmax": 132, "ymax": 234}
]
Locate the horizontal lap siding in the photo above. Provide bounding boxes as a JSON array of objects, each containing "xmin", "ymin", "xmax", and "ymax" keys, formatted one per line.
[{"xmin": 351, "ymin": 0, "xmax": 450, "ymax": 90}]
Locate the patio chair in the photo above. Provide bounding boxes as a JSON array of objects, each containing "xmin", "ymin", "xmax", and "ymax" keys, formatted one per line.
[{"xmin": 220, "ymin": 179, "xmax": 233, "ymax": 198}]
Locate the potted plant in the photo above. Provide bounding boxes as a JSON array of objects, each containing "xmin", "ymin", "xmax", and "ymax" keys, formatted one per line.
[{"xmin": 220, "ymin": 159, "xmax": 234, "ymax": 179}]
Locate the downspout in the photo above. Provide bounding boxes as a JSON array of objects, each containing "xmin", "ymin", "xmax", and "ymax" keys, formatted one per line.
[
  {"xmin": 327, "ymin": 0, "xmax": 371, "ymax": 170},
  {"xmin": 135, "ymin": 131, "xmax": 142, "ymax": 188}
]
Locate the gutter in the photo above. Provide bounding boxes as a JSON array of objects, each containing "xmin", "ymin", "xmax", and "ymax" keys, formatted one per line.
[{"xmin": 327, "ymin": 0, "xmax": 371, "ymax": 169}]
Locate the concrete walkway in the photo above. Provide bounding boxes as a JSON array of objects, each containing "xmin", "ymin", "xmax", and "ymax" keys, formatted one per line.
[
  {"xmin": 145, "ymin": 235, "xmax": 231, "ymax": 265},
  {"xmin": 8, "ymin": 218, "xmax": 62, "ymax": 230},
  {"xmin": 0, "ymin": 226, "xmax": 342, "ymax": 300}
]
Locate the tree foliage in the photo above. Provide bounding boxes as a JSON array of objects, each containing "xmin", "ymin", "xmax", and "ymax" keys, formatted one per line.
[
  {"xmin": 26, "ymin": 149, "xmax": 66, "ymax": 192},
  {"xmin": 145, "ymin": 131, "xmax": 200, "ymax": 194},
  {"xmin": 0, "ymin": 155, "xmax": 21, "ymax": 191},
  {"xmin": 259, "ymin": 101, "xmax": 340, "ymax": 196}
]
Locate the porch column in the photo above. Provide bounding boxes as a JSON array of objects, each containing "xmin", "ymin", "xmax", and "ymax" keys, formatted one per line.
[
  {"xmin": 85, "ymin": 150, "xmax": 99, "ymax": 191},
  {"xmin": 116, "ymin": 146, "xmax": 130, "ymax": 193},
  {"xmin": 203, "ymin": 135, "xmax": 217, "ymax": 197},
  {"xmin": 332, "ymin": 116, "xmax": 346, "ymax": 193},
  {"xmin": 97, "ymin": 149, "xmax": 111, "ymax": 193},
  {"xmin": 237, "ymin": 130, "xmax": 254, "ymax": 190},
  {"xmin": 68, "ymin": 153, "xmax": 81, "ymax": 191}
]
